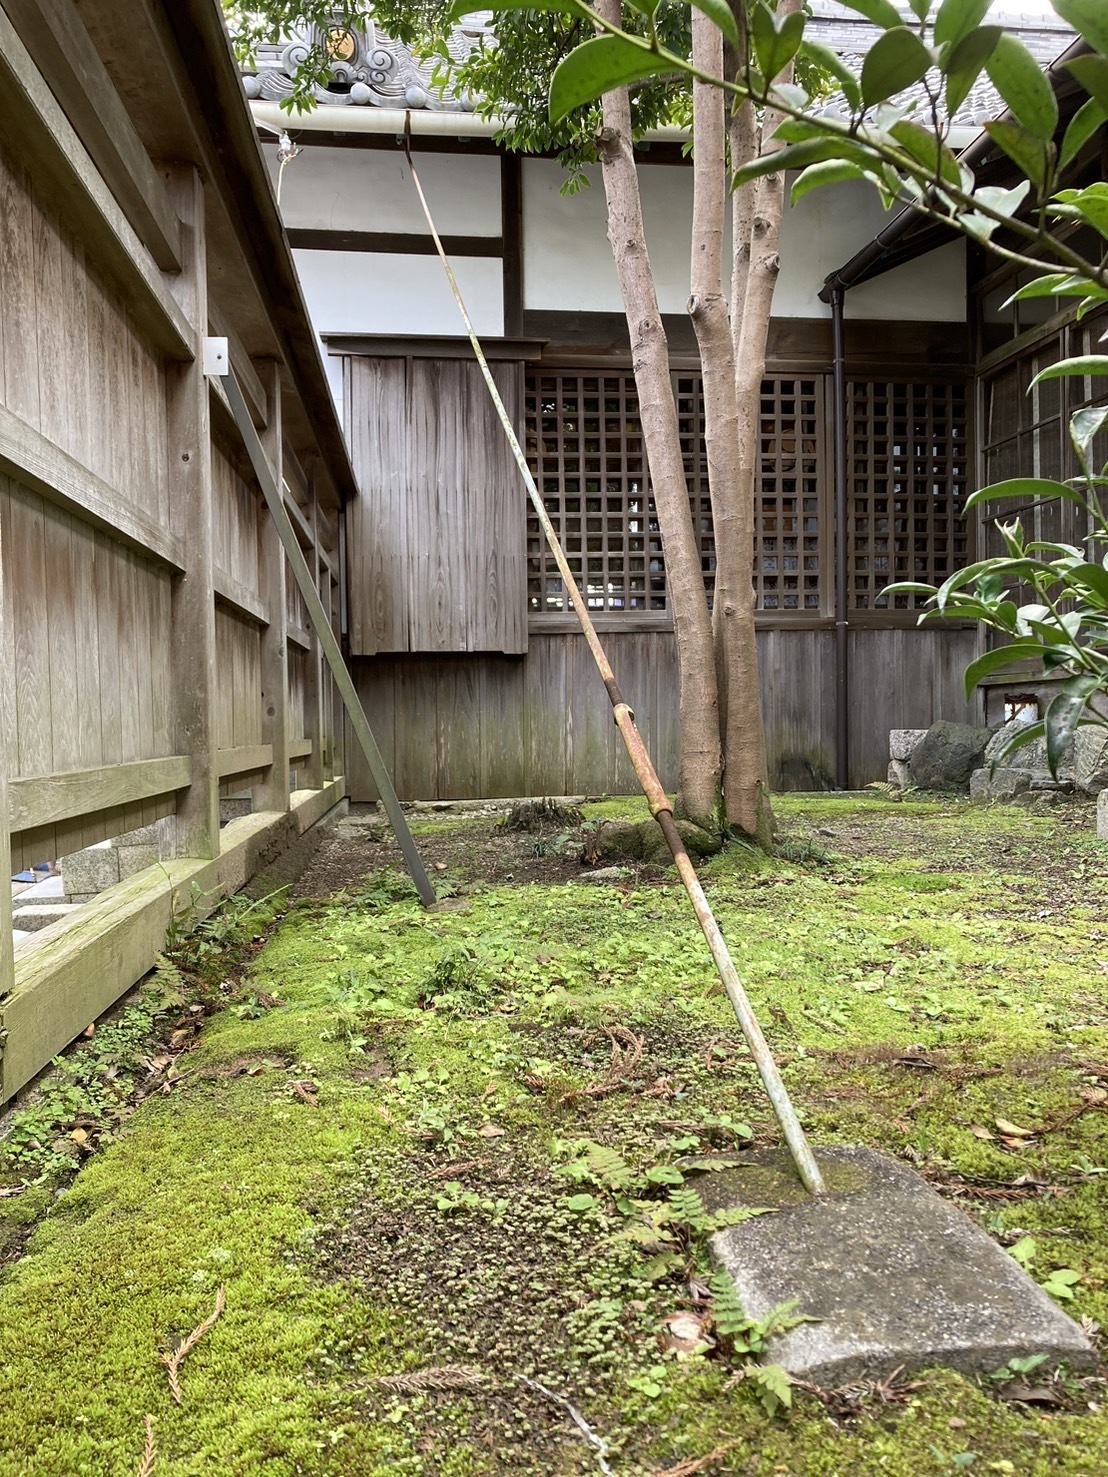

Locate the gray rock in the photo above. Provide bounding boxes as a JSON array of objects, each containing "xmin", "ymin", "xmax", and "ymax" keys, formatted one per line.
[
  {"xmin": 969, "ymin": 768, "xmax": 990, "ymax": 803},
  {"xmin": 909, "ymin": 722, "xmax": 990, "ymax": 792},
  {"xmin": 992, "ymin": 768, "xmax": 1034, "ymax": 802},
  {"xmin": 1075, "ymin": 726, "xmax": 1108, "ymax": 794},
  {"xmin": 985, "ymin": 715, "xmax": 1051, "ymax": 771},
  {"xmin": 889, "ymin": 728, "xmax": 928, "ymax": 763},
  {"xmin": 1099, "ymin": 790, "xmax": 1108, "ymax": 841},
  {"xmin": 887, "ymin": 759, "xmax": 910, "ymax": 790},
  {"xmin": 577, "ymin": 866, "xmax": 630, "ymax": 885},
  {"xmin": 10, "ymin": 903, "xmax": 84, "ymax": 932},
  {"xmin": 706, "ymin": 1147, "xmax": 1095, "ymax": 1386}
]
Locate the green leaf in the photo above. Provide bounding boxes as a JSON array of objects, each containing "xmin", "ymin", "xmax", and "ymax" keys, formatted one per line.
[
  {"xmin": 944, "ymin": 26, "xmax": 1002, "ymax": 118},
  {"xmin": 1063, "ymin": 55, "xmax": 1108, "ymax": 118},
  {"xmin": 549, "ymin": 36, "xmax": 675, "ymax": 124},
  {"xmin": 450, "ymin": 0, "xmax": 586, "ymax": 18},
  {"xmin": 861, "ymin": 28, "xmax": 933, "ymax": 108},
  {"xmin": 799, "ymin": 39, "xmax": 862, "ymax": 110},
  {"xmin": 748, "ymin": 1362, "xmax": 793, "ymax": 1413},
  {"xmin": 835, "ymin": 0, "xmax": 903, "ymax": 28},
  {"xmin": 983, "ymin": 119, "xmax": 1051, "ymax": 194},
  {"xmin": 962, "ymin": 641, "xmax": 1048, "ymax": 698},
  {"xmin": 751, "ymin": 3, "xmax": 804, "ymax": 84},
  {"xmin": 890, "ymin": 119, "xmax": 962, "ymax": 186},
  {"xmin": 1052, "ymin": 182, "xmax": 1108, "ymax": 240},
  {"xmin": 688, "ymin": 0, "xmax": 740, "ymax": 51},
  {"xmin": 1052, "ymin": 0, "xmax": 1108, "ymax": 57},
  {"xmin": 1071, "ymin": 404, "xmax": 1108, "ymax": 458},
  {"xmin": 791, "ymin": 159, "xmax": 869, "ymax": 203},
  {"xmin": 565, "ymin": 1192, "xmax": 597, "ymax": 1212},
  {"xmin": 963, "ymin": 477, "xmax": 1092, "ymax": 514},
  {"xmin": 734, "ymin": 137, "xmax": 876, "ymax": 188},
  {"xmin": 986, "ymin": 34, "xmax": 1059, "ymax": 141},
  {"xmin": 1045, "ymin": 675, "xmax": 1101, "ymax": 775},
  {"xmin": 1068, "ymin": 561, "xmax": 1108, "ymax": 604},
  {"xmin": 1059, "ymin": 96, "xmax": 1107, "ymax": 172},
  {"xmin": 907, "ymin": 0, "xmax": 931, "ymax": 20},
  {"xmin": 934, "ymin": 0, "xmax": 991, "ymax": 49},
  {"xmin": 1003, "ymin": 272, "xmax": 1104, "ymax": 306},
  {"xmin": 1030, "ymin": 356, "xmax": 1108, "ymax": 387}
]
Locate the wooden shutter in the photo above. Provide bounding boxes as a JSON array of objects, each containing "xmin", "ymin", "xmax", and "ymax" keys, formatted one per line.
[{"xmin": 345, "ymin": 355, "xmax": 527, "ymax": 656}]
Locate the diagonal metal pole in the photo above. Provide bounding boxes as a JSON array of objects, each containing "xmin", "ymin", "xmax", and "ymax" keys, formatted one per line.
[
  {"xmin": 400, "ymin": 121, "xmax": 824, "ymax": 1194},
  {"xmin": 213, "ymin": 360, "xmax": 437, "ymax": 908}
]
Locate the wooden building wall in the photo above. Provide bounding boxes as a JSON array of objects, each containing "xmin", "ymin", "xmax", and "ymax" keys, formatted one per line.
[{"xmin": 0, "ymin": 0, "xmax": 348, "ymax": 1104}]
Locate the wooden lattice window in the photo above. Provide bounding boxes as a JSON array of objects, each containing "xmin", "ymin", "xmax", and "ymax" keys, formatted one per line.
[
  {"xmin": 524, "ymin": 374, "xmax": 665, "ymax": 615},
  {"xmin": 847, "ymin": 380, "xmax": 969, "ymax": 610}
]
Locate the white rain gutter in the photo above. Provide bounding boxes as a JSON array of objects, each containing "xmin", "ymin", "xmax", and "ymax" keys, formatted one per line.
[{"xmin": 249, "ymin": 98, "xmax": 688, "ymax": 144}]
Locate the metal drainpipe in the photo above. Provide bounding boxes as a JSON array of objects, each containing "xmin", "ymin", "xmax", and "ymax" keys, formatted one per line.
[{"xmin": 830, "ymin": 287, "xmax": 849, "ymax": 791}]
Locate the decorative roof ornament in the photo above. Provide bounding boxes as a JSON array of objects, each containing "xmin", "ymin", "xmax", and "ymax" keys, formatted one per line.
[{"xmin": 240, "ymin": 11, "xmax": 486, "ymax": 110}]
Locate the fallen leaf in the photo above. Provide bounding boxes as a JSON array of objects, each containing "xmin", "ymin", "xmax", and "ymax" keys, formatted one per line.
[
  {"xmin": 82, "ymin": 1024, "xmax": 96, "ymax": 1039},
  {"xmin": 476, "ymin": 1124, "xmax": 505, "ymax": 1138},
  {"xmin": 949, "ymin": 1417, "xmax": 967, "ymax": 1429},
  {"xmin": 290, "ymin": 1080, "xmax": 319, "ymax": 1107},
  {"xmin": 1000, "ymin": 1382, "xmax": 1063, "ymax": 1406},
  {"xmin": 660, "ymin": 1311, "xmax": 714, "ymax": 1359},
  {"xmin": 971, "ymin": 1126, "xmax": 995, "ymax": 1140},
  {"xmin": 69, "ymin": 1128, "xmax": 89, "ymax": 1147},
  {"xmin": 1083, "ymin": 1088, "xmax": 1108, "ymax": 1105},
  {"xmin": 995, "ymin": 1118, "xmax": 1035, "ymax": 1138},
  {"xmin": 432, "ymin": 862, "xmax": 447, "ymax": 872},
  {"xmin": 0, "ymin": 1186, "xmax": 25, "ymax": 1198}
]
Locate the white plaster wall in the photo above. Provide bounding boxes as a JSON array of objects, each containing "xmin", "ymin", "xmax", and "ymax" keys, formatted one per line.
[
  {"xmin": 521, "ymin": 158, "xmax": 965, "ymax": 323},
  {"xmin": 291, "ymin": 249, "xmax": 504, "ymax": 338},
  {"xmin": 266, "ymin": 143, "xmax": 502, "ymax": 236}
]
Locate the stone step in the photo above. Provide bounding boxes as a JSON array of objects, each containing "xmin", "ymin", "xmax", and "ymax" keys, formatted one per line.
[{"xmin": 11, "ymin": 903, "xmax": 85, "ymax": 933}]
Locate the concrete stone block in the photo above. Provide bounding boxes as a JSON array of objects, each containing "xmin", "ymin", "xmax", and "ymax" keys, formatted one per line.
[
  {"xmin": 10, "ymin": 903, "xmax": 85, "ymax": 933},
  {"xmin": 115, "ymin": 824, "xmax": 161, "ymax": 847},
  {"xmin": 220, "ymin": 798, "xmax": 253, "ymax": 825},
  {"xmin": 1076, "ymin": 728, "xmax": 1108, "ymax": 794},
  {"xmin": 992, "ymin": 768, "xmax": 1034, "ymax": 801},
  {"xmin": 705, "ymin": 1147, "xmax": 1094, "ymax": 1386},
  {"xmin": 889, "ymin": 728, "xmax": 927, "ymax": 762},
  {"xmin": 115, "ymin": 844, "xmax": 159, "ymax": 881},
  {"xmin": 887, "ymin": 759, "xmax": 910, "ymax": 789},
  {"xmin": 969, "ymin": 768, "xmax": 990, "ymax": 803},
  {"xmin": 59, "ymin": 845, "xmax": 120, "ymax": 898},
  {"xmin": 1099, "ymin": 790, "xmax": 1108, "ymax": 841}
]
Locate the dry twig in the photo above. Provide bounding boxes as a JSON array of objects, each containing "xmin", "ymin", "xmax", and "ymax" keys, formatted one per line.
[
  {"xmin": 517, "ymin": 1376, "xmax": 614, "ymax": 1475},
  {"xmin": 136, "ymin": 1416, "xmax": 156, "ymax": 1477},
  {"xmin": 364, "ymin": 1364, "xmax": 485, "ymax": 1394},
  {"xmin": 426, "ymin": 1158, "xmax": 488, "ymax": 1180},
  {"xmin": 562, "ymin": 1027, "xmax": 644, "ymax": 1104},
  {"xmin": 653, "ymin": 1443, "xmax": 738, "ymax": 1477},
  {"xmin": 159, "ymin": 1287, "xmax": 227, "ymax": 1405}
]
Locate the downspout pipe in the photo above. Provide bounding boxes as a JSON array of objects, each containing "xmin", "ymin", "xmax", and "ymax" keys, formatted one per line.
[{"xmin": 830, "ymin": 287, "xmax": 849, "ymax": 791}]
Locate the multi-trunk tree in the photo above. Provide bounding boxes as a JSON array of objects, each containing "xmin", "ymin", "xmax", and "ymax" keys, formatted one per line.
[{"xmin": 229, "ymin": 0, "xmax": 816, "ymax": 843}]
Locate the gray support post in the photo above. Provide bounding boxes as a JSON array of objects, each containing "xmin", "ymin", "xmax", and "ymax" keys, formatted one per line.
[
  {"xmin": 164, "ymin": 165, "xmax": 219, "ymax": 858},
  {"xmin": 0, "ymin": 503, "xmax": 15, "ymax": 1019},
  {"xmin": 254, "ymin": 360, "xmax": 291, "ymax": 815},
  {"xmin": 217, "ymin": 364, "xmax": 435, "ymax": 907}
]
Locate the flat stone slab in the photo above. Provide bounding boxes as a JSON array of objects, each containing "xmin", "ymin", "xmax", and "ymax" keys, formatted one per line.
[
  {"xmin": 702, "ymin": 1147, "xmax": 1095, "ymax": 1387},
  {"xmin": 10, "ymin": 903, "xmax": 85, "ymax": 932}
]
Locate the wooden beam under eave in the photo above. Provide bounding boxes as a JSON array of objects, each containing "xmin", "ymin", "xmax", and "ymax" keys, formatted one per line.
[
  {"xmin": 2, "ymin": 0, "xmax": 182, "ymax": 272},
  {"xmin": 0, "ymin": 3, "xmax": 192, "ymax": 360}
]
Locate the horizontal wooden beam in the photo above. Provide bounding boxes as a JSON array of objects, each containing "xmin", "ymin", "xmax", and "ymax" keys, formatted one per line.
[
  {"xmin": 8, "ymin": 755, "xmax": 191, "ymax": 832},
  {"xmin": 287, "ymin": 227, "xmax": 504, "ymax": 258},
  {"xmin": 216, "ymin": 744, "xmax": 273, "ymax": 779},
  {"xmin": 289, "ymin": 739, "xmax": 313, "ymax": 760},
  {"xmin": 287, "ymin": 623, "xmax": 312, "ymax": 652},
  {"xmin": 283, "ymin": 490, "xmax": 314, "ymax": 550},
  {"xmin": 0, "ymin": 403, "xmax": 186, "ymax": 570},
  {"xmin": 2, "ymin": 0, "xmax": 183, "ymax": 272},
  {"xmin": 213, "ymin": 571, "xmax": 268, "ymax": 627},
  {"xmin": 0, "ymin": 4, "xmax": 193, "ymax": 360},
  {"xmin": 208, "ymin": 298, "xmax": 269, "ymax": 429},
  {"xmin": 323, "ymin": 333, "xmax": 545, "ymax": 363}
]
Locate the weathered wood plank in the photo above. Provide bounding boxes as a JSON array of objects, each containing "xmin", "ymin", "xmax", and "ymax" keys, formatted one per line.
[
  {"xmin": 0, "ymin": 151, "xmax": 41, "ymax": 433},
  {"xmin": 217, "ymin": 745, "xmax": 273, "ymax": 781},
  {"xmin": 164, "ymin": 165, "xmax": 219, "ymax": 858},
  {"xmin": 0, "ymin": 400, "xmax": 185, "ymax": 570},
  {"xmin": 254, "ymin": 360, "xmax": 290, "ymax": 814},
  {"xmin": 0, "ymin": 483, "xmax": 15, "ymax": 1002},
  {"xmin": 8, "ymin": 755, "xmax": 191, "ymax": 832},
  {"xmin": 8, "ymin": 488, "xmax": 52, "ymax": 779},
  {"xmin": 345, "ymin": 356, "xmax": 408, "ymax": 655},
  {"xmin": 0, "ymin": 4, "xmax": 191, "ymax": 359}
]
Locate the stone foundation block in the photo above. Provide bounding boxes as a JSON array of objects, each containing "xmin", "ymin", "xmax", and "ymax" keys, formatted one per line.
[
  {"xmin": 10, "ymin": 903, "xmax": 85, "ymax": 932},
  {"xmin": 1099, "ymin": 790, "xmax": 1108, "ymax": 841},
  {"xmin": 889, "ymin": 728, "xmax": 927, "ymax": 762},
  {"xmin": 887, "ymin": 760, "xmax": 910, "ymax": 789},
  {"xmin": 59, "ymin": 846, "xmax": 120, "ymax": 897}
]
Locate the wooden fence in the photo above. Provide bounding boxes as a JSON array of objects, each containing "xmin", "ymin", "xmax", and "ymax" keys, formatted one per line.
[{"xmin": 0, "ymin": 0, "xmax": 351, "ymax": 1104}]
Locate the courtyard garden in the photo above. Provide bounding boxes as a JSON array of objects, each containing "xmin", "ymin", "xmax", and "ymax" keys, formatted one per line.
[{"xmin": 0, "ymin": 794, "xmax": 1106, "ymax": 1475}]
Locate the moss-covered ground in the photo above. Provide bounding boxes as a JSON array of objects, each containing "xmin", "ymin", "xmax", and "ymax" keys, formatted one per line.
[{"xmin": 1, "ymin": 794, "xmax": 1106, "ymax": 1475}]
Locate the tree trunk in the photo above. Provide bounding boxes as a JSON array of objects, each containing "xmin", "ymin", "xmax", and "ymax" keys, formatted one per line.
[
  {"xmin": 718, "ymin": 0, "xmax": 804, "ymax": 846},
  {"xmin": 595, "ymin": 0, "xmax": 720, "ymax": 825}
]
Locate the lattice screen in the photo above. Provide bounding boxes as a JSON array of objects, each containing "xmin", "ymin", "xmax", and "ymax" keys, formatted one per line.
[
  {"xmin": 847, "ymin": 380, "xmax": 969, "ymax": 610},
  {"xmin": 524, "ymin": 374, "xmax": 665, "ymax": 615},
  {"xmin": 527, "ymin": 371, "xmax": 823, "ymax": 617}
]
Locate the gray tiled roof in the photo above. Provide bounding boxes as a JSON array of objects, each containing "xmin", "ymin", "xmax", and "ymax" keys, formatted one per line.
[{"xmin": 242, "ymin": 4, "xmax": 1076, "ymax": 124}]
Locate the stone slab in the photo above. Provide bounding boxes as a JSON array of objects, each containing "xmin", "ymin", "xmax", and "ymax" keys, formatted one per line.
[
  {"xmin": 12, "ymin": 874, "xmax": 65, "ymax": 902},
  {"xmin": 889, "ymin": 729, "xmax": 927, "ymax": 762},
  {"xmin": 1099, "ymin": 790, "xmax": 1108, "ymax": 841},
  {"xmin": 704, "ymin": 1147, "xmax": 1095, "ymax": 1387},
  {"xmin": 10, "ymin": 904, "xmax": 84, "ymax": 933}
]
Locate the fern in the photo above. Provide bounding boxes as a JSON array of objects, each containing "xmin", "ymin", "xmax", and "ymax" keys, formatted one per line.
[
  {"xmin": 745, "ymin": 1362, "xmax": 793, "ymax": 1416},
  {"xmin": 585, "ymin": 1141, "xmax": 635, "ymax": 1191},
  {"xmin": 146, "ymin": 953, "xmax": 189, "ymax": 1011},
  {"xmin": 709, "ymin": 1269, "xmax": 752, "ymax": 1341}
]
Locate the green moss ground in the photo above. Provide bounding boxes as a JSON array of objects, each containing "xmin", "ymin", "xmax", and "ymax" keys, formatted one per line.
[{"xmin": 0, "ymin": 795, "xmax": 1106, "ymax": 1475}]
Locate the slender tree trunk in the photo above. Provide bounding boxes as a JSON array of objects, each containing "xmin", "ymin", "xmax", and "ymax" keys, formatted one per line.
[
  {"xmin": 718, "ymin": 0, "xmax": 803, "ymax": 845},
  {"xmin": 595, "ymin": 0, "xmax": 720, "ymax": 825}
]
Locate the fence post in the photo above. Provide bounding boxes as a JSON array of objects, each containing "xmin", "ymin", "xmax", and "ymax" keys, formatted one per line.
[
  {"xmin": 0, "ymin": 505, "xmax": 15, "ymax": 1023},
  {"xmin": 254, "ymin": 360, "xmax": 291, "ymax": 816},
  {"xmin": 163, "ymin": 164, "xmax": 219, "ymax": 860},
  {"xmin": 301, "ymin": 475, "xmax": 327, "ymax": 790}
]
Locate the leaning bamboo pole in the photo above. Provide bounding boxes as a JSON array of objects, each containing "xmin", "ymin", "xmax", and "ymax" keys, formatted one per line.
[{"xmin": 401, "ymin": 122, "xmax": 824, "ymax": 1195}]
